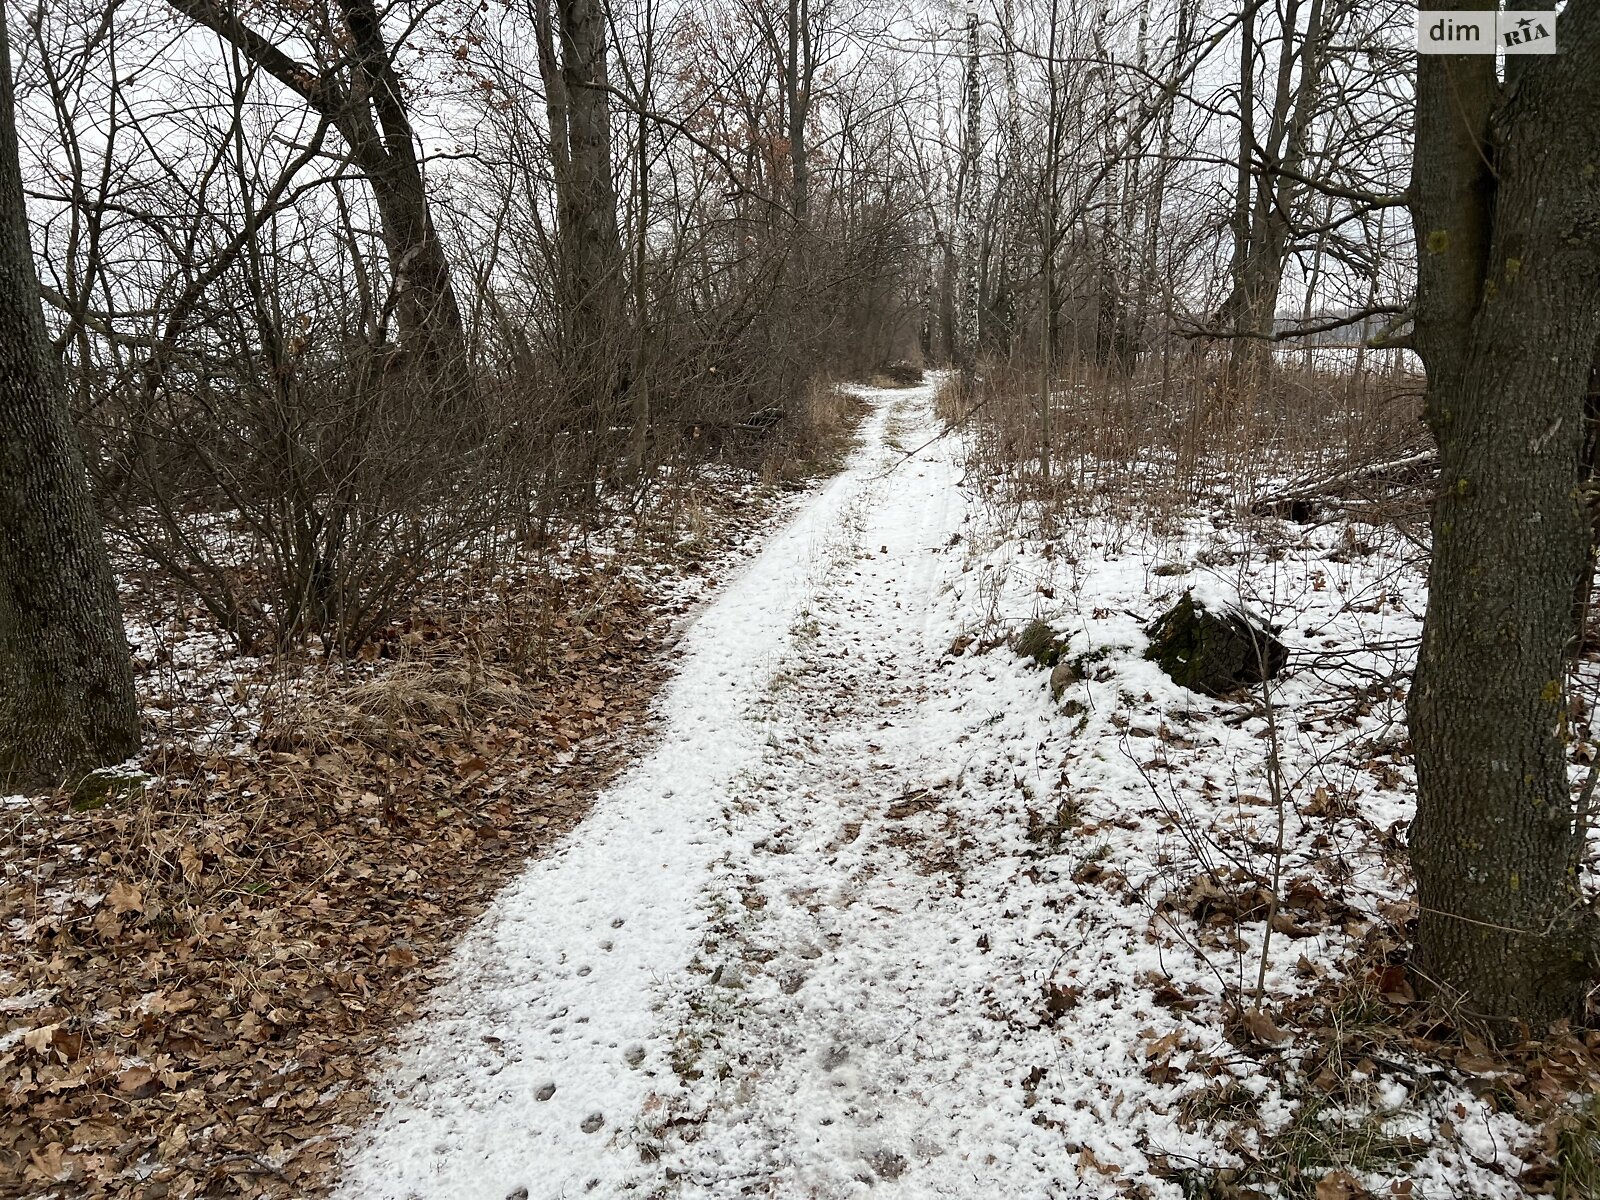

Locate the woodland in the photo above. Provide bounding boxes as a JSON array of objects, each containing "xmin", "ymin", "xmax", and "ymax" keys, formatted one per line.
[{"xmin": 3, "ymin": 1, "xmax": 1600, "ymax": 1197}]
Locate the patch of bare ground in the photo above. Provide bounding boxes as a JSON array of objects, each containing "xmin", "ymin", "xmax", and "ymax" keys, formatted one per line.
[{"xmin": 0, "ymin": 397, "xmax": 868, "ymax": 1200}]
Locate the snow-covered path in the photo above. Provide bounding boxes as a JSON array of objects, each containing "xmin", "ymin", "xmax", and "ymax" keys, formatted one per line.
[
  {"xmin": 336, "ymin": 383, "xmax": 1080, "ymax": 1198},
  {"xmin": 336, "ymin": 382, "xmax": 1537, "ymax": 1200}
]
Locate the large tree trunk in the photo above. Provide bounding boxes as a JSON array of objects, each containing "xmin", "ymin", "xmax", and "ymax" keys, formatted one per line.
[
  {"xmin": 1408, "ymin": 3, "xmax": 1600, "ymax": 1032},
  {"xmin": 0, "ymin": 5, "xmax": 139, "ymax": 790},
  {"xmin": 537, "ymin": 0, "xmax": 627, "ymax": 440}
]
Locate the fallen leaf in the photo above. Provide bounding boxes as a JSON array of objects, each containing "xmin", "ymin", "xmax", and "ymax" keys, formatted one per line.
[
  {"xmin": 107, "ymin": 879, "xmax": 143, "ymax": 914},
  {"xmin": 1243, "ymin": 1008, "xmax": 1292, "ymax": 1045},
  {"xmin": 24, "ymin": 1142, "xmax": 68, "ymax": 1183},
  {"xmin": 117, "ymin": 1064, "xmax": 160, "ymax": 1098},
  {"xmin": 1454, "ymin": 1053, "xmax": 1501, "ymax": 1076},
  {"xmin": 1315, "ymin": 1169, "xmax": 1370, "ymax": 1199},
  {"xmin": 1145, "ymin": 1030, "xmax": 1182, "ymax": 1058},
  {"xmin": 1374, "ymin": 964, "xmax": 1416, "ymax": 1005},
  {"xmin": 1076, "ymin": 1146, "xmax": 1119, "ymax": 1176}
]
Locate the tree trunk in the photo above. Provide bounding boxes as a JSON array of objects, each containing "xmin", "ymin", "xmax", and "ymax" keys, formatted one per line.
[
  {"xmin": 1224, "ymin": 0, "xmax": 1326, "ymax": 390},
  {"xmin": 786, "ymin": 0, "xmax": 811, "ymax": 224},
  {"xmin": 996, "ymin": 0, "xmax": 1021, "ymax": 356},
  {"xmin": 164, "ymin": 0, "xmax": 471, "ymax": 400},
  {"xmin": 1408, "ymin": 3, "xmax": 1600, "ymax": 1032},
  {"xmin": 335, "ymin": 0, "xmax": 470, "ymax": 397},
  {"xmin": 0, "ymin": 4, "xmax": 139, "ymax": 790},
  {"xmin": 1571, "ymin": 344, "xmax": 1600, "ymax": 645},
  {"xmin": 558, "ymin": 0, "xmax": 625, "ymax": 321},
  {"xmin": 537, "ymin": 0, "xmax": 627, "ymax": 442},
  {"xmin": 956, "ymin": 8, "xmax": 981, "ymax": 393},
  {"xmin": 1223, "ymin": 0, "xmax": 1257, "ymax": 390}
]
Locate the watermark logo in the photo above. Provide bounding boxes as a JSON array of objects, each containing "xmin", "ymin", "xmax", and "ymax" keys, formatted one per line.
[{"xmin": 1417, "ymin": 10, "xmax": 1557, "ymax": 54}]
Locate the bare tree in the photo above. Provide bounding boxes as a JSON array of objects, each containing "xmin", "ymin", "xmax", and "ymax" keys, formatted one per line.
[
  {"xmin": 165, "ymin": 0, "xmax": 472, "ymax": 398},
  {"xmin": 534, "ymin": 0, "xmax": 629, "ymax": 443},
  {"xmin": 956, "ymin": 5, "xmax": 980, "ymax": 390}
]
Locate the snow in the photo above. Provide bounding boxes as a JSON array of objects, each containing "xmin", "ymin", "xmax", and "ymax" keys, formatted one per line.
[{"xmin": 336, "ymin": 382, "xmax": 1542, "ymax": 1199}]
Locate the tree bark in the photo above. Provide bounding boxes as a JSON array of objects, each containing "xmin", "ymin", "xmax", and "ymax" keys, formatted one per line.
[
  {"xmin": 1408, "ymin": 2, "xmax": 1600, "ymax": 1031},
  {"xmin": 1223, "ymin": 0, "xmax": 1327, "ymax": 388},
  {"xmin": 956, "ymin": 7, "xmax": 981, "ymax": 393},
  {"xmin": 335, "ymin": 0, "xmax": 470, "ymax": 395},
  {"xmin": 785, "ymin": 0, "xmax": 811, "ymax": 224},
  {"xmin": 1222, "ymin": 0, "xmax": 1257, "ymax": 390},
  {"xmin": 0, "ymin": 4, "xmax": 139, "ymax": 790},
  {"xmin": 537, "ymin": 0, "xmax": 627, "ymax": 437}
]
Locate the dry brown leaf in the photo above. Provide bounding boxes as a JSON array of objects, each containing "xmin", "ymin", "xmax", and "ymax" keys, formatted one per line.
[
  {"xmin": 1315, "ymin": 1170, "xmax": 1371, "ymax": 1200},
  {"xmin": 1145, "ymin": 1030, "xmax": 1182, "ymax": 1058},
  {"xmin": 22, "ymin": 1022, "xmax": 61, "ymax": 1055},
  {"xmin": 1243, "ymin": 1007, "xmax": 1292, "ymax": 1045},
  {"xmin": 117, "ymin": 1064, "xmax": 159, "ymax": 1097},
  {"xmin": 24, "ymin": 1142, "xmax": 68, "ymax": 1183},
  {"xmin": 1374, "ymin": 964, "xmax": 1416, "ymax": 1005},
  {"xmin": 178, "ymin": 843, "xmax": 205, "ymax": 884},
  {"xmin": 106, "ymin": 879, "xmax": 143, "ymax": 914},
  {"xmin": 1076, "ymin": 1146, "xmax": 1119, "ymax": 1176}
]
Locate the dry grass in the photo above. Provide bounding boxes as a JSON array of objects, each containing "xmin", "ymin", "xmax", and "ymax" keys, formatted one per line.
[
  {"xmin": 1551, "ymin": 1095, "xmax": 1600, "ymax": 1199},
  {"xmin": 266, "ymin": 661, "xmax": 530, "ymax": 753},
  {"xmin": 760, "ymin": 379, "xmax": 874, "ymax": 485},
  {"xmin": 960, "ymin": 351, "xmax": 1426, "ymax": 523}
]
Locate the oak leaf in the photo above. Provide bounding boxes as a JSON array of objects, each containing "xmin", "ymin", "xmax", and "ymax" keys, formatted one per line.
[{"xmin": 107, "ymin": 880, "xmax": 143, "ymax": 914}]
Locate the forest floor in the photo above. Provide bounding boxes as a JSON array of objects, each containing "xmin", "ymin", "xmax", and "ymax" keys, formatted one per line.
[
  {"xmin": 330, "ymin": 381, "xmax": 1600, "ymax": 1200},
  {"xmin": 1, "ymin": 413, "xmax": 853, "ymax": 1200},
  {"xmin": 9, "ymin": 381, "xmax": 1600, "ymax": 1200}
]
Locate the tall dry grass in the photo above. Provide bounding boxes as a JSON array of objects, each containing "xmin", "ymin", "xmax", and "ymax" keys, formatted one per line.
[{"xmin": 945, "ymin": 348, "xmax": 1425, "ymax": 523}]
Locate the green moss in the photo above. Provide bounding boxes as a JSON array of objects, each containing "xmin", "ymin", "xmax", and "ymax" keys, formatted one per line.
[
  {"xmin": 70, "ymin": 767, "xmax": 149, "ymax": 811},
  {"xmin": 1144, "ymin": 592, "xmax": 1287, "ymax": 696},
  {"xmin": 1015, "ymin": 619, "xmax": 1069, "ymax": 668}
]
